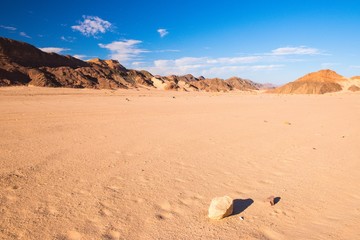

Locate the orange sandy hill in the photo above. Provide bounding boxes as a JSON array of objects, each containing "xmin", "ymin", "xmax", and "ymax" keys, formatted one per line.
[
  {"xmin": 347, "ymin": 76, "xmax": 360, "ymax": 91},
  {"xmin": 270, "ymin": 69, "xmax": 345, "ymax": 94},
  {"xmin": 0, "ymin": 37, "xmax": 264, "ymax": 91}
]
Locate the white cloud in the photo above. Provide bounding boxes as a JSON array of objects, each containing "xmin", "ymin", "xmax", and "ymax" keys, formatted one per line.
[
  {"xmin": 72, "ymin": 54, "xmax": 87, "ymax": 60},
  {"xmin": 99, "ymin": 39, "xmax": 149, "ymax": 62},
  {"xmin": 157, "ymin": 28, "xmax": 169, "ymax": 38},
  {"xmin": 152, "ymin": 56, "xmax": 261, "ymax": 69},
  {"xmin": 206, "ymin": 56, "xmax": 262, "ymax": 64},
  {"xmin": 321, "ymin": 62, "xmax": 340, "ymax": 69},
  {"xmin": 72, "ymin": 16, "xmax": 112, "ymax": 37},
  {"xmin": 61, "ymin": 36, "xmax": 76, "ymax": 42},
  {"xmin": 132, "ymin": 62, "xmax": 145, "ymax": 66},
  {"xmin": 141, "ymin": 56, "xmax": 280, "ymax": 77},
  {"xmin": 350, "ymin": 65, "xmax": 360, "ymax": 69},
  {"xmin": 125, "ymin": 44, "xmax": 323, "ymax": 79},
  {"xmin": 40, "ymin": 47, "xmax": 69, "ymax": 54},
  {"xmin": 155, "ymin": 49, "xmax": 180, "ymax": 53},
  {"xmin": 19, "ymin": 32, "xmax": 31, "ymax": 38},
  {"xmin": 0, "ymin": 25, "xmax": 16, "ymax": 31},
  {"xmin": 202, "ymin": 65, "xmax": 283, "ymax": 76},
  {"xmin": 271, "ymin": 46, "xmax": 320, "ymax": 55}
]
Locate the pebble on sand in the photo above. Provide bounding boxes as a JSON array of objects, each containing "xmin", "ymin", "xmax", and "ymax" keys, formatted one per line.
[
  {"xmin": 266, "ymin": 195, "xmax": 275, "ymax": 206},
  {"xmin": 208, "ymin": 196, "xmax": 233, "ymax": 220}
]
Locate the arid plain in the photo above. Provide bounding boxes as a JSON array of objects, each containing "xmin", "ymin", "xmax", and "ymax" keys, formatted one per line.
[{"xmin": 0, "ymin": 87, "xmax": 359, "ymax": 239}]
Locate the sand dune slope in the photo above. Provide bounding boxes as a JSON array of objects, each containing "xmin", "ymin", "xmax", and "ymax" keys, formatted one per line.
[{"xmin": 0, "ymin": 87, "xmax": 359, "ymax": 239}]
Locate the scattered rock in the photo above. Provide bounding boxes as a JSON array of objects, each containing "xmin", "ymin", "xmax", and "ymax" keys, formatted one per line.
[
  {"xmin": 266, "ymin": 196, "xmax": 275, "ymax": 206},
  {"xmin": 266, "ymin": 196, "xmax": 281, "ymax": 206},
  {"xmin": 208, "ymin": 196, "xmax": 233, "ymax": 220},
  {"xmin": 239, "ymin": 216, "xmax": 244, "ymax": 221},
  {"xmin": 155, "ymin": 214, "xmax": 165, "ymax": 220}
]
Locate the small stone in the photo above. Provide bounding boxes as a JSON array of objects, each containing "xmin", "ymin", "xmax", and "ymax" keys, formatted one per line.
[
  {"xmin": 266, "ymin": 195, "xmax": 275, "ymax": 206},
  {"xmin": 239, "ymin": 216, "xmax": 244, "ymax": 221},
  {"xmin": 208, "ymin": 196, "xmax": 233, "ymax": 220}
]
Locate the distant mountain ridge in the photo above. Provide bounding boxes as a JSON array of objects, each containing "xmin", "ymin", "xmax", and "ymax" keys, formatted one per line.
[
  {"xmin": 2, "ymin": 37, "xmax": 358, "ymax": 94},
  {"xmin": 270, "ymin": 69, "xmax": 360, "ymax": 94},
  {"xmin": 0, "ymin": 37, "xmax": 262, "ymax": 92}
]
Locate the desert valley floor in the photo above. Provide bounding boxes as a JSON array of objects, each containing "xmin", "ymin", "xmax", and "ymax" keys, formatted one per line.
[{"xmin": 0, "ymin": 87, "xmax": 359, "ymax": 240}]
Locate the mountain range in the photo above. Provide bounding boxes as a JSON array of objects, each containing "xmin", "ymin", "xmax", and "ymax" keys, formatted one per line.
[
  {"xmin": 0, "ymin": 37, "xmax": 263, "ymax": 92},
  {"xmin": 1, "ymin": 37, "xmax": 359, "ymax": 94}
]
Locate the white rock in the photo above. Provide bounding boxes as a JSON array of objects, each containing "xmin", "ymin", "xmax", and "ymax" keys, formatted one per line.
[{"xmin": 208, "ymin": 196, "xmax": 233, "ymax": 220}]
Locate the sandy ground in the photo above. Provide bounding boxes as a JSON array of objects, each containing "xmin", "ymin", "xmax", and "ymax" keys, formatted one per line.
[{"xmin": 0, "ymin": 87, "xmax": 359, "ymax": 240}]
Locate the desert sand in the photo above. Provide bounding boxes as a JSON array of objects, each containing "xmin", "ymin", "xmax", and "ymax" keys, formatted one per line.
[{"xmin": 0, "ymin": 87, "xmax": 359, "ymax": 239}]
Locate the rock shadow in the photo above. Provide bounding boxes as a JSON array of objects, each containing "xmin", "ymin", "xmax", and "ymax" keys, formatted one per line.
[
  {"xmin": 232, "ymin": 198, "xmax": 254, "ymax": 215},
  {"xmin": 273, "ymin": 196, "xmax": 281, "ymax": 205}
]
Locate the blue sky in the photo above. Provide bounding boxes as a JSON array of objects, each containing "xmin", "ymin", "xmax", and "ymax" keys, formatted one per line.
[{"xmin": 1, "ymin": 0, "xmax": 360, "ymax": 84}]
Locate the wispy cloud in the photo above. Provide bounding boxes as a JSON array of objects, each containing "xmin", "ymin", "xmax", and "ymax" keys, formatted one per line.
[
  {"xmin": 350, "ymin": 65, "xmax": 360, "ymax": 69},
  {"xmin": 271, "ymin": 46, "xmax": 321, "ymax": 55},
  {"xmin": 157, "ymin": 28, "xmax": 169, "ymax": 38},
  {"xmin": 141, "ymin": 56, "xmax": 281, "ymax": 77},
  {"xmin": 61, "ymin": 36, "xmax": 76, "ymax": 42},
  {"xmin": 40, "ymin": 47, "xmax": 69, "ymax": 54},
  {"xmin": 155, "ymin": 49, "xmax": 180, "ymax": 53},
  {"xmin": 132, "ymin": 62, "xmax": 145, "ymax": 67},
  {"xmin": 321, "ymin": 62, "xmax": 340, "ymax": 69},
  {"xmin": 72, "ymin": 16, "xmax": 112, "ymax": 37},
  {"xmin": 0, "ymin": 25, "xmax": 16, "ymax": 31},
  {"xmin": 99, "ymin": 39, "xmax": 149, "ymax": 62},
  {"xmin": 202, "ymin": 65, "xmax": 283, "ymax": 76},
  {"xmin": 19, "ymin": 32, "xmax": 31, "ymax": 38},
  {"xmin": 127, "ymin": 44, "xmax": 324, "ymax": 79},
  {"xmin": 72, "ymin": 54, "xmax": 87, "ymax": 60},
  {"xmin": 206, "ymin": 56, "xmax": 262, "ymax": 64}
]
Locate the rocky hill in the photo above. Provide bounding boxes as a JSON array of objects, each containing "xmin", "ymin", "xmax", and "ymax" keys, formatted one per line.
[
  {"xmin": 0, "ymin": 37, "xmax": 262, "ymax": 92},
  {"xmin": 269, "ymin": 69, "xmax": 347, "ymax": 94}
]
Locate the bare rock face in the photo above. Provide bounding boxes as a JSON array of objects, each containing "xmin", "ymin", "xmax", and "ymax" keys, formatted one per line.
[
  {"xmin": 348, "ymin": 85, "xmax": 360, "ymax": 92},
  {"xmin": 270, "ymin": 69, "xmax": 344, "ymax": 94},
  {"xmin": 0, "ymin": 37, "xmax": 150, "ymax": 89},
  {"xmin": 28, "ymin": 68, "xmax": 60, "ymax": 87},
  {"xmin": 208, "ymin": 196, "xmax": 233, "ymax": 220},
  {"xmin": 225, "ymin": 77, "xmax": 259, "ymax": 91},
  {"xmin": 191, "ymin": 78, "xmax": 233, "ymax": 92},
  {"xmin": 164, "ymin": 81, "xmax": 179, "ymax": 91},
  {"xmin": 0, "ymin": 37, "xmax": 88, "ymax": 68}
]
